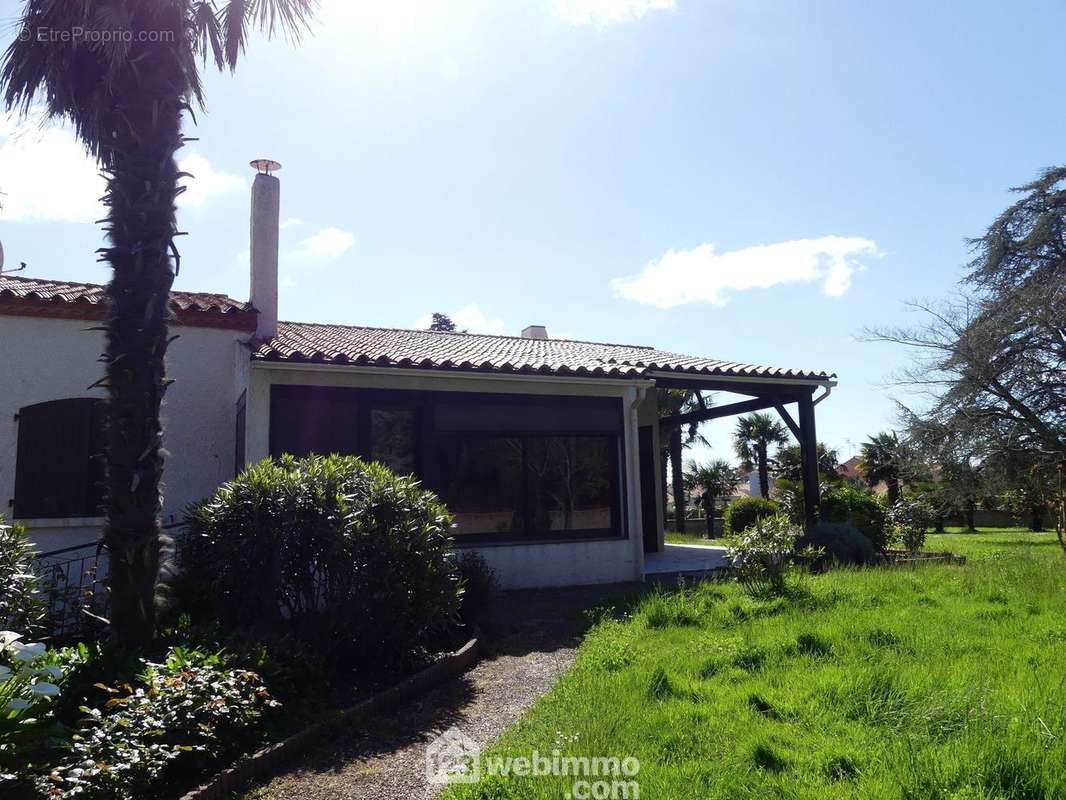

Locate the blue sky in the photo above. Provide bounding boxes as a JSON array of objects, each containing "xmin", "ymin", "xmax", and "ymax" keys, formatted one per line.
[{"xmin": 1, "ymin": 0, "xmax": 1064, "ymax": 467}]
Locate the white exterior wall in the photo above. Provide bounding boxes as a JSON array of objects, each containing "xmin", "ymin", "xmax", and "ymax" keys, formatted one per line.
[
  {"xmin": 0, "ymin": 314, "xmax": 249, "ymax": 554},
  {"xmin": 247, "ymin": 362, "xmax": 653, "ymax": 589}
]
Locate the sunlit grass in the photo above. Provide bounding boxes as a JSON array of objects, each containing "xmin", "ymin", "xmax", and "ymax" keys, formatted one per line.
[
  {"xmin": 445, "ymin": 530, "xmax": 1066, "ymax": 799},
  {"xmin": 664, "ymin": 529, "xmax": 727, "ymax": 547}
]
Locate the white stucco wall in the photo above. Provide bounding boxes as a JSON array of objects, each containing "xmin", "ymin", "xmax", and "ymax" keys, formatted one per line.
[
  {"xmin": 0, "ymin": 314, "xmax": 249, "ymax": 554},
  {"xmin": 464, "ymin": 537, "xmax": 639, "ymax": 590},
  {"xmin": 247, "ymin": 362, "xmax": 653, "ymax": 589}
]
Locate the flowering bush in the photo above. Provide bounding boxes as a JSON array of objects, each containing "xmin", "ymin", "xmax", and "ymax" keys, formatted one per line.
[
  {"xmin": 889, "ymin": 497, "xmax": 932, "ymax": 553},
  {"xmin": 33, "ymin": 647, "xmax": 277, "ymax": 800},
  {"xmin": 0, "ymin": 631, "xmax": 65, "ymax": 787},
  {"xmin": 727, "ymin": 513, "xmax": 803, "ymax": 596}
]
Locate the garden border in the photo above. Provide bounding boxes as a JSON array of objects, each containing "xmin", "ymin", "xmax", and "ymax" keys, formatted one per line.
[{"xmin": 175, "ymin": 631, "xmax": 480, "ymax": 800}]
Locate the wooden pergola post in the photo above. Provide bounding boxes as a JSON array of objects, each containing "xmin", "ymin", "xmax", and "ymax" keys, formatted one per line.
[{"xmin": 797, "ymin": 390, "xmax": 820, "ymax": 528}]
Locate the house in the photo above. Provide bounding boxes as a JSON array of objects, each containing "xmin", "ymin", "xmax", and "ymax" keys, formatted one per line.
[{"xmin": 0, "ymin": 166, "xmax": 836, "ymax": 589}]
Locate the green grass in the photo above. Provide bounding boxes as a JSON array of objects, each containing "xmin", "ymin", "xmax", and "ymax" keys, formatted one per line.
[
  {"xmin": 444, "ymin": 531, "xmax": 1066, "ymax": 799},
  {"xmin": 665, "ymin": 529, "xmax": 728, "ymax": 547}
]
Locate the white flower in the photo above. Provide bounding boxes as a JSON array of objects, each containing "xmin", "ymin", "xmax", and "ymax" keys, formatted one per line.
[
  {"xmin": 12, "ymin": 642, "xmax": 46, "ymax": 661},
  {"xmin": 4, "ymin": 698, "xmax": 31, "ymax": 711},
  {"xmin": 0, "ymin": 631, "xmax": 21, "ymax": 645},
  {"xmin": 31, "ymin": 682, "xmax": 61, "ymax": 697},
  {"xmin": 38, "ymin": 665, "xmax": 64, "ymax": 680}
]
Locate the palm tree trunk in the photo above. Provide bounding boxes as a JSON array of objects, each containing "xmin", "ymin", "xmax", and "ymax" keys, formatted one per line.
[
  {"xmin": 757, "ymin": 442, "xmax": 770, "ymax": 498},
  {"xmin": 100, "ymin": 68, "xmax": 184, "ymax": 648},
  {"xmin": 887, "ymin": 477, "xmax": 901, "ymax": 507},
  {"xmin": 705, "ymin": 492, "xmax": 715, "ymax": 537},
  {"xmin": 669, "ymin": 426, "xmax": 685, "ymax": 533},
  {"xmin": 1030, "ymin": 504, "xmax": 1044, "ymax": 532}
]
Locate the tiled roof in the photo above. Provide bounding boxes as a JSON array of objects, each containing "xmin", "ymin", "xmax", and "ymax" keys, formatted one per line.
[
  {"xmin": 0, "ymin": 275, "xmax": 256, "ymax": 330},
  {"xmin": 253, "ymin": 321, "xmax": 835, "ymax": 382}
]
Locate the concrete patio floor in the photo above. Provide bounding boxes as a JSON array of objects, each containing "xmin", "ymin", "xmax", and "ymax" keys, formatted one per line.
[{"xmin": 644, "ymin": 543, "xmax": 731, "ymax": 581}]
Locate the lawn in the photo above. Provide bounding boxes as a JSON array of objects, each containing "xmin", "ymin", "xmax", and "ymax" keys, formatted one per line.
[
  {"xmin": 665, "ymin": 529, "xmax": 727, "ymax": 547},
  {"xmin": 445, "ymin": 530, "xmax": 1066, "ymax": 799}
]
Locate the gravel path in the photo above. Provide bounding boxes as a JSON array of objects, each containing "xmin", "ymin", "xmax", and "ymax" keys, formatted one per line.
[{"xmin": 242, "ymin": 604, "xmax": 596, "ymax": 800}]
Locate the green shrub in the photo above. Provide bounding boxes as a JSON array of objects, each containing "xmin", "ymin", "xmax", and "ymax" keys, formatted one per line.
[
  {"xmin": 0, "ymin": 518, "xmax": 45, "ymax": 635},
  {"xmin": 819, "ymin": 485, "xmax": 890, "ymax": 551},
  {"xmin": 456, "ymin": 550, "xmax": 497, "ymax": 624},
  {"xmin": 890, "ymin": 497, "xmax": 932, "ymax": 553},
  {"xmin": 723, "ymin": 496, "xmax": 780, "ymax": 536},
  {"xmin": 797, "ymin": 522, "xmax": 878, "ymax": 566},
  {"xmin": 179, "ymin": 455, "xmax": 462, "ymax": 671},
  {"xmin": 37, "ymin": 647, "xmax": 276, "ymax": 800},
  {"xmin": 727, "ymin": 512, "xmax": 801, "ymax": 596}
]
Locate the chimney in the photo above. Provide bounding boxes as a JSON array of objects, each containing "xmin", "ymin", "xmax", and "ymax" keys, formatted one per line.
[
  {"xmin": 249, "ymin": 159, "xmax": 281, "ymax": 339},
  {"xmin": 521, "ymin": 325, "xmax": 548, "ymax": 340}
]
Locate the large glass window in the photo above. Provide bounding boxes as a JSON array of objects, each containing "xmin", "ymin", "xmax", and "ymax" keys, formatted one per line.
[
  {"xmin": 437, "ymin": 437, "xmax": 525, "ymax": 537},
  {"xmin": 370, "ymin": 406, "xmax": 418, "ymax": 475},
  {"xmin": 437, "ymin": 434, "xmax": 618, "ymax": 542},
  {"xmin": 527, "ymin": 437, "xmax": 614, "ymax": 534}
]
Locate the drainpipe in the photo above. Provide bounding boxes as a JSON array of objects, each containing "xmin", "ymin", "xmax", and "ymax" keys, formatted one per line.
[{"xmin": 624, "ymin": 385, "xmax": 648, "ymax": 582}]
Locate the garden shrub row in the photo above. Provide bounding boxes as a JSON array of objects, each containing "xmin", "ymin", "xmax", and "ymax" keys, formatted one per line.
[{"xmin": 3, "ymin": 454, "xmax": 493, "ymax": 799}]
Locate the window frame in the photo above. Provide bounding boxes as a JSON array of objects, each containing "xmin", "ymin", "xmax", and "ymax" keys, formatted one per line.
[
  {"xmin": 435, "ymin": 430, "xmax": 624, "ymax": 546},
  {"xmin": 267, "ymin": 386, "xmax": 628, "ymax": 546}
]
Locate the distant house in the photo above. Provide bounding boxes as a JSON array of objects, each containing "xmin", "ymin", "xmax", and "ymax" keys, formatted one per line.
[
  {"xmin": 0, "ymin": 169, "xmax": 836, "ymax": 589},
  {"xmin": 838, "ymin": 455, "xmax": 864, "ymax": 483}
]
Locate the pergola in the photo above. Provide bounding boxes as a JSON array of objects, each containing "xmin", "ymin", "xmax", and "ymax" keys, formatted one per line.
[{"xmin": 655, "ymin": 371, "xmax": 837, "ymax": 527}]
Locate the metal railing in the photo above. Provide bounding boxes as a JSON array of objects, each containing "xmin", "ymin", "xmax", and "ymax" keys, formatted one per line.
[
  {"xmin": 34, "ymin": 540, "xmax": 108, "ymax": 641},
  {"xmin": 31, "ymin": 521, "xmax": 187, "ymax": 642}
]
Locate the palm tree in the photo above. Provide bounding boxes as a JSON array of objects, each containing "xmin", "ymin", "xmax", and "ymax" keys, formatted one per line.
[
  {"xmin": 685, "ymin": 459, "xmax": 740, "ymax": 537},
  {"xmin": 859, "ymin": 431, "xmax": 906, "ymax": 506},
  {"xmin": 733, "ymin": 412, "xmax": 789, "ymax": 499},
  {"xmin": 658, "ymin": 389, "xmax": 708, "ymax": 534},
  {"xmin": 773, "ymin": 442, "xmax": 841, "ymax": 484},
  {"xmin": 1, "ymin": 1, "xmax": 315, "ymax": 647}
]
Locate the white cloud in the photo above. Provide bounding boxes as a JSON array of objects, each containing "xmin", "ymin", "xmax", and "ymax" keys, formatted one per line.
[
  {"xmin": 611, "ymin": 235, "xmax": 880, "ymax": 308},
  {"xmin": 292, "ymin": 227, "xmax": 357, "ymax": 261},
  {"xmin": 555, "ymin": 0, "xmax": 676, "ymax": 26},
  {"xmin": 176, "ymin": 153, "xmax": 246, "ymax": 208},
  {"xmin": 280, "ymin": 217, "xmax": 305, "ymax": 229},
  {"xmin": 0, "ymin": 112, "xmax": 104, "ymax": 223},
  {"xmin": 413, "ymin": 304, "xmax": 506, "ymax": 335},
  {"xmin": 0, "ymin": 113, "xmax": 247, "ymax": 223}
]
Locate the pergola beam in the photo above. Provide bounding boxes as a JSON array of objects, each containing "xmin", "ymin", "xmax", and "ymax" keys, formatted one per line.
[
  {"xmin": 773, "ymin": 402, "xmax": 801, "ymax": 439},
  {"xmin": 659, "ymin": 395, "xmax": 787, "ymax": 429}
]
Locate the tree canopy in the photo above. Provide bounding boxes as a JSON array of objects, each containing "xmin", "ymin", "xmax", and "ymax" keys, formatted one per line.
[{"xmin": 866, "ymin": 166, "xmax": 1066, "ymax": 544}]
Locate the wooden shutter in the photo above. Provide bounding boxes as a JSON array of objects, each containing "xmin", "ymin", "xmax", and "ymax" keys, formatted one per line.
[{"xmin": 13, "ymin": 398, "xmax": 106, "ymax": 519}]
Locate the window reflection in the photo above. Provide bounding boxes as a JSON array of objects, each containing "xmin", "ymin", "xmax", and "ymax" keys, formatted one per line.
[{"xmin": 370, "ymin": 407, "xmax": 417, "ymax": 475}]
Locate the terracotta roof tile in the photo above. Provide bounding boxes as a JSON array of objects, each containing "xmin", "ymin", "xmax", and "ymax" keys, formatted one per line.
[
  {"xmin": 253, "ymin": 321, "xmax": 835, "ymax": 382},
  {"xmin": 0, "ymin": 274, "xmax": 255, "ymax": 330}
]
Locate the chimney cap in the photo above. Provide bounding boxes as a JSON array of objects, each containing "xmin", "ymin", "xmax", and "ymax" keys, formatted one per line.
[
  {"xmin": 250, "ymin": 159, "xmax": 282, "ymax": 175},
  {"xmin": 521, "ymin": 325, "xmax": 549, "ymax": 340}
]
